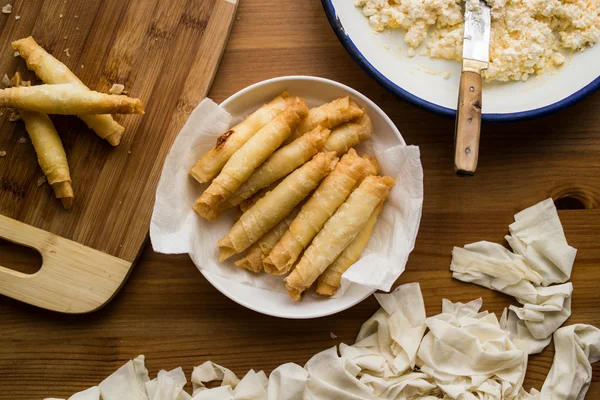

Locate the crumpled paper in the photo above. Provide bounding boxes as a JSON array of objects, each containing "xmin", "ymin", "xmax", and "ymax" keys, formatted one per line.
[
  {"xmin": 505, "ymin": 198, "xmax": 577, "ymax": 286},
  {"xmin": 451, "ymin": 199, "xmax": 576, "ymax": 354},
  {"xmin": 150, "ymin": 98, "xmax": 423, "ymax": 294},
  {"xmin": 540, "ymin": 324, "xmax": 600, "ymax": 399},
  {"xmin": 44, "ymin": 283, "xmax": 600, "ymax": 400},
  {"xmin": 417, "ymin": 298, "xmax": 527, "ymax": 399}
]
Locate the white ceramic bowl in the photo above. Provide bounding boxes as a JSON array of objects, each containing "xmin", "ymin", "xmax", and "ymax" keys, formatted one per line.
[
  {"xmin": 323, "ymin": 0, "xmax": 600, "ymax": 121},
  {"xmin": 197, "ymin": 76, "xmax": 415, "ymax": 319}
]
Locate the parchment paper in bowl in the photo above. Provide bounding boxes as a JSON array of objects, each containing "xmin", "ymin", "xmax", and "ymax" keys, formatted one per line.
[{"xmin": 150, "ymin": 76, "xmax": 423, "ymax": 318}]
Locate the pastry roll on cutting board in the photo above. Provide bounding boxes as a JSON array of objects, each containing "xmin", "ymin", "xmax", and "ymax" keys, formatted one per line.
[
  {"xmin": 217, "ymin": 151, "xmax": 339, "ymax": 262},
  {"xmin": 316, "ymin": 202, "xmax": 383, "ymax": 296},
  {"xmin": 190, "ymin": 92, "xmax": 296, "ymax": 183},
  {"xmin": 284, "ymin": 97, "xmax": 363, "ymax": 144},
  {"xmin": 0, "ymin": 84, "xmax": 144, "ymax": 115},
  {"xmin": 194, "ymin": 98, "xmax": 308, "ymax": 221},
  {"xmin": 21, "ymin": 110, "xmax": 74, "ymax": 209},
  {"xmin": 12, "ymin": 36, "xmax": 125, "ymax": 146},
  {"xmin": 227, "ymin": 126, "xmax": 330, "ymax": 207},
  {"xmin": 284, "ymin": 175, "xmax": 395, "ymax": 301},
  {"xmin": 263, "ymin": 149, "xmax": 378, "ymax": 275}
]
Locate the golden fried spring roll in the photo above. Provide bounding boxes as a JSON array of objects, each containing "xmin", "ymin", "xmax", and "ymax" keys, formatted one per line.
[
  {"xmin": 316, "ymin": 202, "xmax": 383, "ymax": 296},
  {"xmin": 284, "ymin": 175, "xmax": 395, "ymax": 301},
  {"xmin": 217, "ymin": 152, "xmax": 339, "ymax": 262},
  {"xmin": 263, "ymin": 149, "xmax": 378, "ymax": 275},
  {"xmin": 0, "ymin": 84, "xmax": 144, "ymax": 115},
  {"xmin": 285, "ymin": 97, "xmax": 363, "ymax": 144},
  {"xmin": 12, "ymin": 36, "xmax": 125, "ymax": 146},
  {"xmin": 235, "ymin": 207, "xmax": 301, "ymax": 273},
  {"xmin": 20, "ymin": 110, "xmax": 74, "ymax": 209},
  {"xmin": 323, "ymin": 112, "xmax": 373, "ymax": 156},
  {"xmin": 239, "ymin": 183, "xmax": 276, "ymax": 212},
  {"xmin": 227, "ymin": 126, "xmax": 330, "ymax": 207},
  {"xmin": 190, "ymin": 92, "xmax": 296, "ymax": 183},
  {"xmin": 194, "ymin": 99, "xmax": 309, "ymax": 221}
]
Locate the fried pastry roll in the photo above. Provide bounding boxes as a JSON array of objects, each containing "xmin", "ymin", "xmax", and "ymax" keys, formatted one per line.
[
  {"xmin": 227, "ymin": 126, "xmax": 330, "ymax": 207},
  {"xmin": 263, "ymin": 149, "xmax": 377, "ymax": 275},
  {"xmin": 284, "ymin": 97, "xmax": 363, "ymax": 143},
  {"xmin": 20, "ymin": 110, "xmax": 74, "ymax": 208},
  {"xmin": 234, "ymin": 207, "xmax": 301, "ymax": 273},
  {"xmin": 190, "ymin": 92, "xmax": 296, "ymax": 183},
  {"xmin": 323, "ymin": 112, "xmax": 373, "ymax": 156},
  {"xmin": 316, "ymin": 202, "xmax": 383, "ymax": 296},
  {"xmin": 194, "ymin": 99, "xmax": 308, "ymax": 221},
  {"xmin": 217, "ymin": 152, "xmax": 338, "ymax": 261},
  {"xmin": 0, "ymin": 84, "xmax": 144, "ymax": 115},
  {"xmin": 12, "ymin": 36, "xmax": 125, "ymax": 146},
  {"xmin": 284, "ymin": 175, "xmax": 394, "ymax": 300}
]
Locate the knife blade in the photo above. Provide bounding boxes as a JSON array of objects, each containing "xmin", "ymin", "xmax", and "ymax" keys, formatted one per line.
[
  {"xmin": 463, "ymin": 0, "xmax": 491, "ymax": 66},
  {"xmin": 454, "ymin": 0, "xmax": 491, "ymax": 176}
]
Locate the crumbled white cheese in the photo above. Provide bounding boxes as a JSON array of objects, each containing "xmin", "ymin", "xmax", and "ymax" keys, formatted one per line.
[
  {"xmin": 355, "ymin": 0, "xmax": 600, "ymax": 82},
  {"xmin": 1, "ymin": 74, "xmax": 10, "ymax": 87},
  {"xmin": 64, "ymin": 48, "xmax": 71, "ymax": 57},
  {"xmin": 1, "ymin": 3, "xmax": 11, "ymax": 14},
  {"xmin": 109, "ymin": 83, "xmax": 125, "ymax": 95},
  {"xmin": 13, "ymin": 51, "xmax": 19, "ymax": 57}
]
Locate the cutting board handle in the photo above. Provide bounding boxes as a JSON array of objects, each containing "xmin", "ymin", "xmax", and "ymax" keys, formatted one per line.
[{"xmin": 0, "ymin": 215, "xmax": 131, "ymax": 314}]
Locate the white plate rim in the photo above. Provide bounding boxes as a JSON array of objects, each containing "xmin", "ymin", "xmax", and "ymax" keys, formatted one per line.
[
  {"xmin": 321, "ymin": 0, "xmax": 600, "ymax": 122},
  {"xmin": 196, "ymin": 75, "xmax": 409, "ymax": 319}
]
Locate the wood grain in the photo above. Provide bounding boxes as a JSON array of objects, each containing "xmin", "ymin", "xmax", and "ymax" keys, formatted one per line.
[
  {"xmin": 0, "ymin": 0, "xmax": 237, "ymax": 261},
  {"xmin": 0, "ymin": 0, "xmax": 237, "ymax": 311},
  {"xmin": 1, "ymin": 0, "xmax": 600, "ymax": 398},
  {"xmin": 454, "ymin": 70, "xmax": 482, "ymax": 175}
]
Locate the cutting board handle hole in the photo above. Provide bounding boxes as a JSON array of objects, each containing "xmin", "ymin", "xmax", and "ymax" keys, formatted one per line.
[{"xmin": 0, "ymin": 238, "xmax": 42, "ymax": 275}]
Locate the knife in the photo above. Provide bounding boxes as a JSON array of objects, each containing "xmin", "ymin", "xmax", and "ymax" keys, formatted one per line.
[{"xmin": 454, "ymin": 0, "xmax": 491, "ymax": 176}]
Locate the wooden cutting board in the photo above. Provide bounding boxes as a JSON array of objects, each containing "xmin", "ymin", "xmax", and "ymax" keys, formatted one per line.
[{"xmin": 0, "ymin": 0, "xmax": 237, "ymax": 313}]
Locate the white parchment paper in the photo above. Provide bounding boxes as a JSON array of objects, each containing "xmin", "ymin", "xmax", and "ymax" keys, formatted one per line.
[{"xmin": 150, "ymin": 98, "xmax": 423, "ymax": 294}]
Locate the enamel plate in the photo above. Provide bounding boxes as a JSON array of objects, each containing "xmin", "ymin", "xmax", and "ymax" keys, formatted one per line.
[
  {"xmin": 196, "ymin": 76, "xmax": 421, "ymax": 319},
  {"xmin": 322, "ymin": 0, "xmax": 600, "ymax": 122}
]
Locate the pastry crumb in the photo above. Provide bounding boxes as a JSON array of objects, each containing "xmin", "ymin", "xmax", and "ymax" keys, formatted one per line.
[
  {"xmin": 1, "ymin": 3, "xmax": 11, "ymax": 14},
  {"xmin": 407, "ymin": 47, "xmax": 416, "ymax": 57},
  {"xmin": 1, "ymin": 73, "xmax": 10, "ymax": 87},
  {"xmin": 74, "ymin": 14, "xmax": 78, "ymax": 18},
  {"xmin": 9, "ymin": 111, "xmax": 21, "ymax": 121},
  {"xmin": 75, "ymin": 26, "xmax": 79, "ymax": 30},
  {"xmin": 13, "ymin": 51, "xmax": 19, "ymax": 57},
  {"xmin": 0, "ymin": 150, "xmax": 6, "ymax": 157},
  {"xmin": 109, "ymin": 83, "xmax": 125, "ymax": 95},
  {"xmin": 63, "ymin": 35, "xmax": 67, "ymax": 40},
  {"xmin": 14, "ymin": 14, "xmax": 19, "ymax": 20},
  {"xmin": 443, "ymin": 72, "xmax": 451, "ymax": 80},
  {"xmin": 64, "ymin": 48, "xmax": 71, "ymax": 57},
  {"xmin": 59, "ymin": 13, "xmax": 63, "ymax": 18},
  {"xmin": 127, "ymin": 150, "xmax": 131, "ymax": 154},
  {"xmin": 330, "ymin": 332, "xmax": 337, "ymax": 339},
  {"xmin": 80, "ymin": 64, "xmax": 84, "ymax": 69},
  {"xmin": 37, "ymin": 176, "xmax": 47, "ymax": 187},
  {"xmin": 0, "ymin": 110, "xmax": 3, "ymax": 116},
  {"xmin": 18, "ymin": 136, "xmax": 27, "ymax": 144}
]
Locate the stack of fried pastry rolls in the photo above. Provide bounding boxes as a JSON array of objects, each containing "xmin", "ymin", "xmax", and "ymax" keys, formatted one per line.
[
  {"xmin": 2, "ymin": 37, "xmax": 145, "ymax": 208},
  {"xmin": 191, "ymin": 93, "xmax": 394, "ymax": 300}
]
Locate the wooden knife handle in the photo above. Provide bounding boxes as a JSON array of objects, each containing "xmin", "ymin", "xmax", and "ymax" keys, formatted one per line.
[{"xmin": 454, "ymin": 70, "xmax": 482, "ymax": 176}]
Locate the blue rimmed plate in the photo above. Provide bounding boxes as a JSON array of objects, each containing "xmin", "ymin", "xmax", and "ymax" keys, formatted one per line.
[{"xmin": 322, "ymin": 0, "xmax": 600, "ymax": 122}]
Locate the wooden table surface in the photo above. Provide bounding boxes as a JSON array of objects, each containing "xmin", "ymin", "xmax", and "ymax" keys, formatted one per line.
[{"xmin": 1, "ymin": 0, "xmax": 600, "ymax": 398}]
